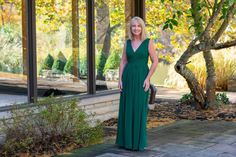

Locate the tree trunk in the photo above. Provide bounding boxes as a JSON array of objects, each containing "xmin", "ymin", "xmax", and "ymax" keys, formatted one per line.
[
  {"xmin": 96, "ymin": 0, "xmax": 110, "ymax": 80},
  {"xmin": 101, "ymin": 24, "xmax": 111, "ymax": 54},
  {"xmin": 97, "ymin": 26, "xmax": 110, "ymax": 80},
  {"xmin": 96, "ymin": 0, "xmax": 109, "ymax": 44},
  {"xmin": 0, "ymin": 4, "xmax": 5, "ymax": 25},
  {"xmin": 175, "ymin": 59, "xmax": 205, "ymax": 110},
  {"xmin": 125, "ymin": 0, "xmax": 134, "ymax": 39},
  {"xmin": 203, "ymin": 50, "xmax": 217, "ymax": 108},
  {"xmin": 72, "ymin": 0, "xmax": 79, "ymax": 80},
  {"xmin": 22, "ymin": 0, "xmax": 27, "ymax": 75},
  {"xmin": 177, "ymin": 0, "xmax": 217, "ymax": 109}
]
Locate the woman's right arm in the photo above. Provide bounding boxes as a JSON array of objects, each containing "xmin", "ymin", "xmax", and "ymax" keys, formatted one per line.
[{"xmin": 118, "ymin": 42, "xmax": 128, "ymax": 91}]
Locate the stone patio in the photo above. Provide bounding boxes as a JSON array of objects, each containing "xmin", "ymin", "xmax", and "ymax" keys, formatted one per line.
[{"xmin": 58, "ymin": 120, "xmax": 236, "ymax": 157}]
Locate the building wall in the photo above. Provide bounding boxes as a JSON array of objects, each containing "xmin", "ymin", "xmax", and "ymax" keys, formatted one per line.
[{"xmin": 78, "ymin": 93, "xmax": 120, "ymax": 122}]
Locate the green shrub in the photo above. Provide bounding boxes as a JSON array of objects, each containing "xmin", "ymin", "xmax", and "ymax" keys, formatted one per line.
[
  {"xmin": 0, "ymin": 62, "xmax": 7, "ymax": 72},
  {"xmin": 97, "ymin": 52, "xmax": 108, "ymax": 79},
  {"xmin": 80, "ymin": 57, "xmax": 87, "ymax": 76},
  {"xmin": 0, "ymin": 24, "xmax": 23, "ymax": 73},
  {"xmin": 179, "ymin": 92, "xmax": 230, "ymax": 105},
  {"xmin": 41, "ymin": 54, "xmax": 54, "ymax": 70},
  {"xmin": 62, "ymin": 55, "xmax": 87, "ymax": 76},
  {"xmin": 178, "ymin": 93, "xmax": 193, "ymax": 103},
  {"xmin": 0, "ymin": 62, "xmax": 2, "ymax": 71},
  {"xmin": 103, "ymin": 51, "xmax": 120, "ymax": 75},
  {"xmin": 64, "ymin": 55, "xmax": 80, "ymax": 75},
  {"xmin": 0, "ymin": 24, "xmax": 21, "ymax": 45},
  {"xmin": 64, "ymin": 55, "xmax": 73, "ymax": 74},
  {"xmin": 216, "ymin": 92, "xmax": 230, "ymax": 105},
  {"xmin": 0, "ymin": 97, "xmax": 104, "ymax": 156},
  {"xmin": 52, "ymin": 51, "xmax": 67, "ymax": 74}
]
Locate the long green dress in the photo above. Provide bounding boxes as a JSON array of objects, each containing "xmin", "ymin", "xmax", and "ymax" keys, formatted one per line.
[{"xmin": 116, "ymin": 38, "xmax": 150, "ymax": 151}]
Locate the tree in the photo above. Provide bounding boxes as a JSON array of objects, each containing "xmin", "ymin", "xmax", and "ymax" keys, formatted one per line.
[
  {"xmin": 41, "ymin": 53, "xmax": 54, "ymax": 70},
  {"xmin": 95, "ymin": 0, "xmax": 123, "ymax": 80},
  {"xmin": 72, "ymin": 0, "xmax": 80, "ymax": 79},
  {"xmin": 52, "ymin": 51, "xmax": 67, "ymax": 74},
  {"xmin": 146, "ymin": 0, "xmax": 193, "ymax": 55},
  {"xmin": 162, "ymin": 0, "xmax": 236, "ymax": 109}
]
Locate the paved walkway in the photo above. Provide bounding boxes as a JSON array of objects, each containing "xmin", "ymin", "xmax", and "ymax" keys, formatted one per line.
[
  {"xmin": 154, "ymin": 87, "xmax": 236, "ymax": 103},
  {"xmin": 58, "ymin": 120, "xmax": 236, "ymax": 157}
]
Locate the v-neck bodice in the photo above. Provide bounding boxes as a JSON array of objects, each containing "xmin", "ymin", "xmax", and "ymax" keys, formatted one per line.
[
  {"xmin": 126, "ymin": 38, "xmax": 150, "ymax": 66},
  {"xmin": 130, "ymin": 38, "xmax": 148, "ymax": 53}
]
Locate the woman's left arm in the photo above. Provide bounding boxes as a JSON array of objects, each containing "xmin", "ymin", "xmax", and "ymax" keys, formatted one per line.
[{"xmin": 143, "ymin": 39, "xmax": 158, "ymax": 91}]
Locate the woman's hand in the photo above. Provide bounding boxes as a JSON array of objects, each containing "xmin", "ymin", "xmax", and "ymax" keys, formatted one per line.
[
  {"xmin": 118, "ymin": 80, "xmax": 123, "ymax": 92},
  {"xmin": 143, "ymin": 78, "xmax": 150, "ymax": 92}
]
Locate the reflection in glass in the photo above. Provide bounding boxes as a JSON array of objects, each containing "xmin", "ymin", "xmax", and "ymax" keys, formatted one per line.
[
  {"xmin": 95, "ymin": 0, "xmax": 125, "ymax": 92},
  {"xmin": 0, "ymin": 0, "xmax": 27, "ymax": 106},
  {"xmin": 36, "ymin": 0, "xmax": 87, "ymax": 97}
]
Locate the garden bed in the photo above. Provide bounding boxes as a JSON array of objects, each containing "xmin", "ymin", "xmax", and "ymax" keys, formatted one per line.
[{"xmin": 103, "ymin": 101, "xmax": 236, "ymax": 138}]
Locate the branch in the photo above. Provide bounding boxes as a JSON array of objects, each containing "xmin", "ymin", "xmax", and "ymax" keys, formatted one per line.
[
  {"xmin": 213, "ymin": 39, "xmax": 236, "ymax": 50},
  {"xmin": 190, "ymin": 39, "xmax": 236, "ymax": 52},
  {"xmin": 204, "ymin": 0, "xmax": 213, "ymax": 16},
  {"xmin": 191, "ymin": 0, "xmax": 204, "ymax": 35},
  {"xmin": 177, "ymin": 38, "xmax": 236, "ymax": 68},
  {"xmin": 188, "ymin": 36, "xmax": 200, "ymax": 50},
  {"xmin": 211, "ymin": 3, "xmax": 236, "ymax": 44},
  {"xmin": 177, "ymin": 40, "xmax": 203, "ymax": 64},
  {"xmin": 199, "ymin": 0, "xmax": 225, "ymax": 39},
  {"xmin": 109, "ymin": 23, "xmax": 121, "ymax": 33},
  {"xmin": 206, "ymin": 0, "xmax": 213, "ymax": 8},
  {"xmin": 212, "ymin": 0, "xmax": 218, "ymax": 13}
]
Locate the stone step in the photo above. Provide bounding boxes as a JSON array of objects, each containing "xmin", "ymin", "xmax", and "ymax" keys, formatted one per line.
[
  {"xmin": 81, "ymin": 100, "xmax": 119, "ymax": 111},
  {"xmin": 86, "ymin": 103, "xmax": 119, "ymax": 116},
  {"xmin": 94, "ymin": 111, "xmax": 118, "ymax": 122}
]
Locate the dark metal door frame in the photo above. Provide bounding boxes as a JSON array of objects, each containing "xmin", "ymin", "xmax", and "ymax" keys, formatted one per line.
[
  {"xmin": 135, "ymin": 0, "xmax": 146, "ymax": 21},
  {"xmin": 25, "ymin": 0, "xmax": 37, "ymax": 103},
  {"xmin": 86, "ymin": 0, "xmax": 96, "ymax": 94}
]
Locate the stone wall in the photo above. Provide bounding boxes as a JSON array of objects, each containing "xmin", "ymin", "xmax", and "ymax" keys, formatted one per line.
[{"xmin": 78, "ymin": 93, "xmax": 120, "ymax": 122}]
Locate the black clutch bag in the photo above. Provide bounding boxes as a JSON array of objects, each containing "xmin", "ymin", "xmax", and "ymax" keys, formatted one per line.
[{"xmin": 149, "ymin": 84, "xmax": 157, "ymax": 104}]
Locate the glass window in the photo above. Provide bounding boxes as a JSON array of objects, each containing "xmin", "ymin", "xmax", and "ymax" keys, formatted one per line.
[
  {"xmin": 0, "ymin": 0, "xmax": 27, "ymax": 106},
  {"xmin": 94, "ymin": 0, "xmax": 125, "ymax": 92},
  {"xmin": 36, "ymin": 0, "xmax": 88, "ymax": 97}
]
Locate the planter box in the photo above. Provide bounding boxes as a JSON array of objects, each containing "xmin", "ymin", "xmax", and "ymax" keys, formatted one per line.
[{"xmin": 105, "ymin": 69, "xmax": 119, "ymax": 81}]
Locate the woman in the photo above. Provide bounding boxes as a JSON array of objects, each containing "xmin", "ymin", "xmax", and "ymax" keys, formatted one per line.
[{"xmin": 116, "ymin": 16, "xmax": 158, "ymax": 151}]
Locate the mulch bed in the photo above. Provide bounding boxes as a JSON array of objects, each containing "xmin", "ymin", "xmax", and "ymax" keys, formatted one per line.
[{"xmin": 103, "ymin": 101, "xmax": 236, "ymax": 137}]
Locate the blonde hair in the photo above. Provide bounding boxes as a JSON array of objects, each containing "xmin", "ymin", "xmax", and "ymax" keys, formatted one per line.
[{"xmin": 128, "ymin": 16, "xmax": 147, "ymax": 41}]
